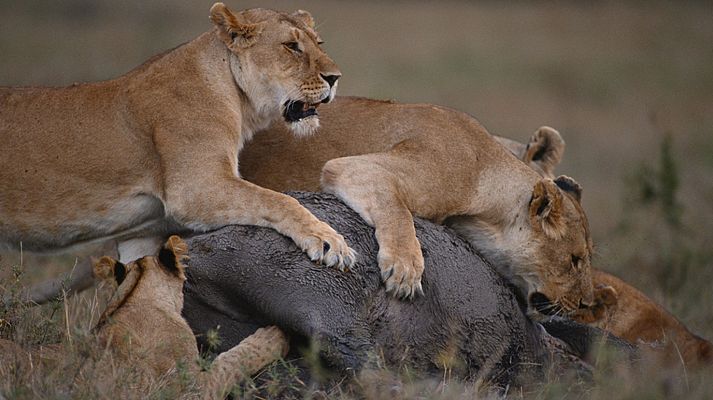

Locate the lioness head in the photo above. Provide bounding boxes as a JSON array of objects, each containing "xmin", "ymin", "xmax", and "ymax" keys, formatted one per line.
[
  {"xmin": 520, "ymin": 175, "xmax": 595, "ymax": 316},
  {"xmin": 446, "ymin": 175, "xmax": 594, "ymax": 316},
  {"xmin": 210, "ymin": 3, "xmax": 341, "ymax": 137},
  {"xmin": 491, "ymin": 128, "xmax": 593, "ymax": 315}
]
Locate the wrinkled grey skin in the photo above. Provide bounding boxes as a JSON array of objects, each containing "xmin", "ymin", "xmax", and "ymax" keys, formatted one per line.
[{"xmin": 182, "ymin": 192, "xmax": 627, "ymax": 385}]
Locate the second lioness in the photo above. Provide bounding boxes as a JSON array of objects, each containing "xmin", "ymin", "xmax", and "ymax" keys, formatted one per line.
[{"xmin": 241, "ymin": 97, "xmax": 594, "ymax": 308}]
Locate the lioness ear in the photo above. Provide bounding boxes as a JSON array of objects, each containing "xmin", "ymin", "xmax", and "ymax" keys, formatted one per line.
[
  {"xmin": 292, "ymin": 9, "xmax": 316, "ymax": 29},
  {"xmin": 210, "ymin": 2, "xmax": 264, "ymax": 48},
  {"xmin": 93, "ymin": 256, "xmax": 127, "ymax": 286},
  {"xmin": 554, "ymin": 175, "xmax": 582, "ymax": 203},
  {"xmin": 529, "ymin": 179, "xmax": 566, "ymax": 239},
  {"xmin": 158, "ymin": 235, "xmax": 188, "ymax": 279},
  {"xmin": 524, "ymin": 126, "xmax": 565, "ymax": 178}
]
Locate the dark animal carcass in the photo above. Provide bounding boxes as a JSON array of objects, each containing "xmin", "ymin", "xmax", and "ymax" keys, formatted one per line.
[{"xmin": 182, "ymin": 192, "xmax": 621, "ymax": 386}]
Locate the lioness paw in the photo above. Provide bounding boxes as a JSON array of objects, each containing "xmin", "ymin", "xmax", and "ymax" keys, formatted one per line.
[
  {"xmin": 298, "ymin": 222, "xmax": 357, "ymax": 271},
  {"xmin": 378, "ymin": 246, "xmax": 425, "ymax": 300}
]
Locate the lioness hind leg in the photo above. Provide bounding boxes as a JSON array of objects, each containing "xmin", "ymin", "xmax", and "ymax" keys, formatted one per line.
[
  {"xmin": 199, "ymin": 326, "xmax": 288, "ymax": 399},
  {"xmin": 321, "ymin": 155, "xmax": 424, "ymax": 299}
]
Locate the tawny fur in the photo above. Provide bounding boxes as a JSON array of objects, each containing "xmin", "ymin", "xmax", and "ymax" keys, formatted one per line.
[
  {"xmin": 503, "ymin": 132, "xmax": 712, "ymax": 368},
  {"xmin": 0, "ymin": 3, "xmax": 354, "ymax": 270},
  {"xmin": 239, "ymin": 99, "xmax": 594, "ymax": 307},
  {"xmin": 1, "ymin": 236, "xmax": 289, "ymax": 398},
  {"xmin": 494, "ymin": 126, "xmax": 565, "ymax": 179},
  {"xmin": 573, "ymin": 269, "xmax": 712, "ymax": 368}
]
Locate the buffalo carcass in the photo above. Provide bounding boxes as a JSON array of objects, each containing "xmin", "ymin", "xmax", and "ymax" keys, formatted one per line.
[{"xmin": 182, "ymin": 192, "xmax": 626, "ymax": 387}]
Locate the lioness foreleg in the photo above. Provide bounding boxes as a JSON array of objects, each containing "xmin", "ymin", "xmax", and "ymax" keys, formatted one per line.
[
  {"xmin": 167, "ymin": 176, "xmax": 356, "ymax": 270},
  {"xmin": 321, "ymin": 155, "xmax": 424, "ymax": 299}
]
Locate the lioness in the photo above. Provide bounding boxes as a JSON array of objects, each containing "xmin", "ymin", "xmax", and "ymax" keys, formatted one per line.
[
  {"xmin": 1, "ymin": 236, "xmax": 288, "ymax": 398},
  {"xmin": 240, "ymin": 97, "xmax": 595, "ymax": 309},
  {"xmin": 0, "ymin": 3, "xmax": 354, "ymax": 269}
]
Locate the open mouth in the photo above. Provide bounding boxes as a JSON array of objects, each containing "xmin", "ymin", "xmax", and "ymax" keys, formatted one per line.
[{"xmin": 283, "ymin": 100, "xmax": 320, "ymax": 123}]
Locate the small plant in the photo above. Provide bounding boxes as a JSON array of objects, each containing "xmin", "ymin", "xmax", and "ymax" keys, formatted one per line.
[
  {"xmin": 617, "ymin": 131, "xmax": 700, "ymax": 296},
  {"xmin": 626, "ymin": 132, "xmax": 682, "ymax": 228}
]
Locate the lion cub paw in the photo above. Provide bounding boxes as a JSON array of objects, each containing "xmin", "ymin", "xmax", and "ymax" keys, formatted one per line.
[
  {"xmin": 298, "ymin": 221, "xmax": 357, "ymax": 271},
  {"xmin": 378, "ymin": 246, "xmax": 425, "ymax": 300},
  {"xmin": 243, "ymin": 326, "xmax": 290, "ymax": 359}
]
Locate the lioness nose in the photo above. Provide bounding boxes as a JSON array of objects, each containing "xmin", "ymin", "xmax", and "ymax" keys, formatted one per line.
[{"xmin": 320, "ymin": 73, "xmax": 340, "ymax": 88}]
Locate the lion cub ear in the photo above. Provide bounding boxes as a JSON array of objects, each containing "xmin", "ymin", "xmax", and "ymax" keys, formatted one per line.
[
  {"xmin": 588, "ymin": 284, "xmax": 618, "ymax": 321},
  {"xmin": 210, "ymin": 2, "xmax": 265, "ymax": 49},
  {"xmin": 529, "ymin": 179, "xmax": 566, "ymax": 239},
  {"xmin": 292, "ymin": 10, "xmax": 316, "ymax": 29},
  {"xmin": 524, "ymin": 126, "xmax": 565, "ymax": 178},
  {"xmin": 158, "ymin": 235, "xmax": 188, "ymax": 279},
  {"xmin": 594, "ymin": 284, "xmax": 618, "ymax": 308},
  {"xmin": 93, "ymin": 256, "xmax": 128, "ymax": 286}
]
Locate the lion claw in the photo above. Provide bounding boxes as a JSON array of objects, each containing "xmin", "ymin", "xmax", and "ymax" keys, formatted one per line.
[
  {"xmin": 300, "ymin": 225, "xmax": 357, "ymax": 272},
  {"xmin": 378, "ymin": 248, "xmax": 425, "ymax": 301}
]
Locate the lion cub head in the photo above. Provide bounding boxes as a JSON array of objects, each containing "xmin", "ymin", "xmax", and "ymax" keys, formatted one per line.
[
  {"xmin": 94, "ymin": 236, "xmax": 189, "ymax": 322},
  {"xmin": 92, "ymin": 236, "xmax": 193, "ymax": 377},
  {"xmin": 210, "ymin": 3, "xmax": 341, "ymax": 137}
]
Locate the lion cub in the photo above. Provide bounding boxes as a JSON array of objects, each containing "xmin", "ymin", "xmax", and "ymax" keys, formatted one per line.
[
  {"xmin": 1, "ymin": 236, "xmax": 288, "ymax": 398},
  {"xmin": 573, "ymin": 269, "xmax": 712, "ymax": 367},
  {"xmin": 90, "ymin": 236, "xmax": 289, "ymax": 397}
]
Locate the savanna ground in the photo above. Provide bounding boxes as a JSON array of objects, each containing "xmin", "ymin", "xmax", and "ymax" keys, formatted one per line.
[{"xmin": 1, "ymin": 1, "xmax": 712, "ymax": 398}]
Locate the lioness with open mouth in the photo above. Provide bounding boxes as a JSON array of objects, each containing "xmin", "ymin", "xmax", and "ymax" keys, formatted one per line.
[{"xmin": 0, "ymin": 3, "xmax": 355, "ymax": 269}]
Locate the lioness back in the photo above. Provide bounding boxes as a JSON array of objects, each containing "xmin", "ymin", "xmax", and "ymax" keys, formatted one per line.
[
  {"xmin": 0, "ymin": 53, "xmax": 179, "ymax": 250},
  {"xmin": 241, "ymin": 96, "xmax": 519, "ymax": 192}
]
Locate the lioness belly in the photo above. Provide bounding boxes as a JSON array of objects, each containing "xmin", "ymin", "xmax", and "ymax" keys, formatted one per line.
[
  {"xmin": 0, "ymin": 194, "xmax": 165, "ymax": 252},
  {"xmin": 0, "ymin": 84, "xmax": 166, "ymax": 252}
]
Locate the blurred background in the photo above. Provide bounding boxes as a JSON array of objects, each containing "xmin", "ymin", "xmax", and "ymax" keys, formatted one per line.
[{"xmin": 1, "ymin": 1, "xmax": 712, "ymax": 339}]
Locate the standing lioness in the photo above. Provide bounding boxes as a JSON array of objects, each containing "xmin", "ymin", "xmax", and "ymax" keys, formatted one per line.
[{"xmin": 0, "ymin": 4, "xmax": 355, "ymax": 267}]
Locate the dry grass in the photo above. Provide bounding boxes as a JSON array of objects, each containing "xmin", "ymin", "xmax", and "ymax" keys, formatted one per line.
[{"xmin": 1, "ymin": 0, "xmax": 712, "ymax": 398}]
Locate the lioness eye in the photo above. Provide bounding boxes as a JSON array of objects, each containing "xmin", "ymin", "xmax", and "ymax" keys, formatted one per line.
[
  {"xmin": 284, "ymin": 41, "xmax": 302, "ymax": 53},
  {"xmin": 317, "ymin": 40, "xmax": 325, "ymax": 45}
]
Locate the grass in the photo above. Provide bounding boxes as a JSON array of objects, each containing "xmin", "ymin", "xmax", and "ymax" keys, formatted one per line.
[
  {"xmin": 1, "ymin": 0, "xmax": 712, "ymax": 398},
  {"xmin": 2, "ymin": 141, "xmax": 712, "ymax": 396}
]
